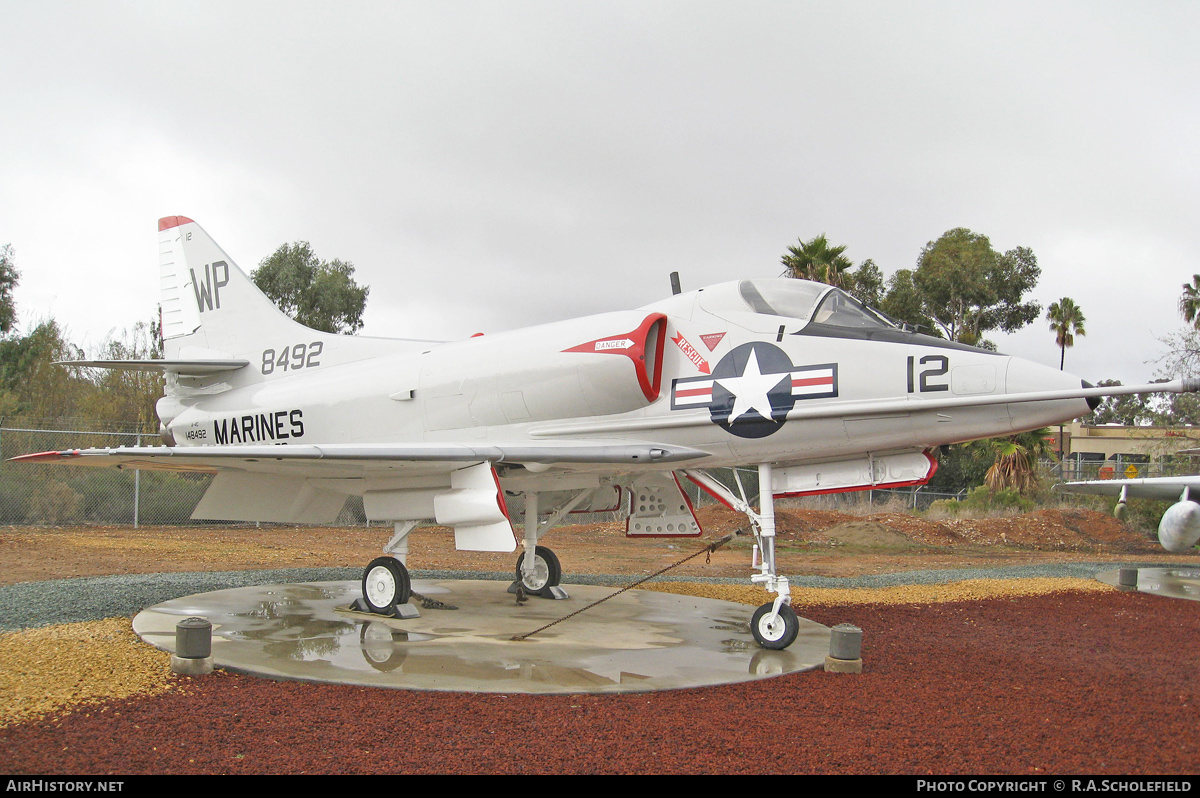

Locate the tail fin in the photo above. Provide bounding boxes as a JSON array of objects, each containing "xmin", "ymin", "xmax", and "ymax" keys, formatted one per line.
[{"xmin": 158, "ymin": 215, "xmax": 317, "ymax": 358}]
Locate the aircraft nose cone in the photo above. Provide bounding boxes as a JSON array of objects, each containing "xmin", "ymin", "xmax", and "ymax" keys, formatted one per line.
[
  {"xmin": 1004, "ymin": 356, "xmax": 1085, "ymax": 394},
  {"xmin": 1003, "ymin": 356, "xmax": 1094, "ymax": 431}
]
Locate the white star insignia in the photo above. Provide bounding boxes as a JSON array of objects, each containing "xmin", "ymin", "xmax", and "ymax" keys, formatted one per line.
[{"xmin": 715, "ymin": 349, "xmax": 788, "ymax": 423}]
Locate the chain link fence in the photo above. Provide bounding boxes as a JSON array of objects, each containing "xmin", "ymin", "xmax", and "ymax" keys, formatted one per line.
[
  {"xmin": 0, "ymin": 419, "xmax": 210, "ymax": 526},
  {"xmin": 0, "ymin": 419, "xmax": 359, "ymax": 526}
]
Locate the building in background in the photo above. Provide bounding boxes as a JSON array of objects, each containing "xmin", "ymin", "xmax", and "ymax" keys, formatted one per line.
[{"xmin": 1049, "ymin": 422, "xmax": 1200, "ymax": 480}]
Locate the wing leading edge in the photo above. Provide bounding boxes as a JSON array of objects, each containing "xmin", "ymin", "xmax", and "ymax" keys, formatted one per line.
[{"xmin": 11, "ymin": 441, "xmax": 709, "ymax": 474}]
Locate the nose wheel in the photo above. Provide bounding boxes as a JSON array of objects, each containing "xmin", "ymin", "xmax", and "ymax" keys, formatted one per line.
[
  {"xmin": 362, "ymin": 556, "xmax": 412, "ymax": 616},
  {"xmin": 751, "ymin": 602, "xmax": 799, "ymax": 650}
]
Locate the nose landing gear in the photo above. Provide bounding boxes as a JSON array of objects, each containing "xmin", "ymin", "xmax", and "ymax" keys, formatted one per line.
[
  {"xmin": 751, "ymin": 600, "xmax": 799, "ymax": 650},
  {"xmin": 685, "ymin": 463, "xmax": 797, "ymax": 650}
]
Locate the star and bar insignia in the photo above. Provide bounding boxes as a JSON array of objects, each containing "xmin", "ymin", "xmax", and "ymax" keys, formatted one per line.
[{"xmin": 670, "ymin": 342, "xmax": 837, "ymax": 438}]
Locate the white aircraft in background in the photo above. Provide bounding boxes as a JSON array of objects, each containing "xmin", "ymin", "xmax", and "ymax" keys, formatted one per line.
[
  {"xmin": 14, "ymin": 216, "xmax": 1196, "ymax": 649},
  {"xmin": 1055, "ymin": 472, "xmax": 1200, "ymax": 553}
]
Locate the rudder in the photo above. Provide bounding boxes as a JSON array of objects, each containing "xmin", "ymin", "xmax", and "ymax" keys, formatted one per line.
[{"xmin": 157, "ymin": 215, "xmax": 313, "ymax": 358}]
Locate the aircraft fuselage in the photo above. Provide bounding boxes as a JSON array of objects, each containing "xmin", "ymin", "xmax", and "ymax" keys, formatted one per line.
[{"xmin": 158, "ymin": 279, "xmax": 1091, "ymax": 475}]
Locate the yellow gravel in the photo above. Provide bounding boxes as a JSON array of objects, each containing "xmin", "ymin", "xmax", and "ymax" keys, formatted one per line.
[
  {"xmin": 0, "ymin": 577, "xmax": 1107, "ymax": 728},
  {"xmin": 642, "ymin": 576, "xmax": 1109, "ymax": 607},
  {"xmin": 0, "ymin": 618, "xmax": 178, "ymax": 728}
]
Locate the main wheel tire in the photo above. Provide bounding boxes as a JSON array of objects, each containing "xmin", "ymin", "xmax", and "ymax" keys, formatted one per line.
[
  {"xmin": 362, "ymin": 556, "xmax": 412, "ymax": 616},
  {"xmin": 751, "ymin": 602, "xmax": 799, "ymax": 650},
  {"xmin": 514, "ymin": 546, "xmax": 562, "ymax": 592}
]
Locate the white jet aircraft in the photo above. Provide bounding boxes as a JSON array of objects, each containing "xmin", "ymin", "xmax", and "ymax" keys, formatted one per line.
[
  {"xmin": 15, "ymin": 216, "xmax": 1198, "ymax": 649},
  {"xmin": 1055, "ymin": 473, "xmax": 1200, "ymax": 553}
]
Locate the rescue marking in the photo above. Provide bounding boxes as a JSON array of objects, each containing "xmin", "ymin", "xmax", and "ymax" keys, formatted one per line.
[{"xmin": 672, "ymin": 332, "xmax": 711, "ymax": 374}]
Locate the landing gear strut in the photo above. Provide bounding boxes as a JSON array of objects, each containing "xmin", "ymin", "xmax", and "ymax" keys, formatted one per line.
[
  {"xmin": 356, "ymin": 521, "xmax": 420, "ymax": 618},
  {"xmin": 507, "ymin": 490, "xmax": 573, "ymax": 600},
  {"xmin": 685, "ymin": 463, "xmax": 796, "ymax": 650}
]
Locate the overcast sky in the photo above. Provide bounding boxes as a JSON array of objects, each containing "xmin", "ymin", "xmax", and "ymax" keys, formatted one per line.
[{"xmin": 2, "ymin": 1, "xmax": 1197, "ymax": 385}]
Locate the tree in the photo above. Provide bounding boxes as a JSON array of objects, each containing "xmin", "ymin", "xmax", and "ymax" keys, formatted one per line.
[
  {"xmin": 911, "ymin": 228, "xmax": 1041, "ymax": 347},
  {"xmin": 982, "ymin": 428, "xmax": 1056, "ymax": 494},
  {"xmin": 252, "ymin": 242, "xmax": 369, "ymax": 334},
  {"xmin": 1155, "ymin": 389, "xmax": 1200, "ymax": 427},
  {"xmin": 81, "ymin": 319, "xmax": 165, "ymax": 426},
  {"xmin": 879, "ymin": 269, "xmax": 941, "ymax": 336},
  {"xmin": 1046, "ymin": 297, "xmax": 1087, "ymax": 461},
  {"xmin": 925, "ymin": 441, "xmax": 995, "ymax": 492},
  {"xmin": 0, "ymin": 244, "xmax": 19, "ymax": 335},
  {"xmin": 846, "ymin": 259, "xmax": 884, "ymax": 308},
  {"xmin": 0, "ymin": 319, "xmax": 90, "ymax": 420},
  {"xmin": 781, "ymin": 234, "xmax": 853, "ymax": 288},
  {"xmin": 1085, "ymin": 379, "xmax": 1157, "ymax": 426},
  {"xmin": 1046, "ymin": 297, "xmax": 1086, "ymax": 370},
  {"xmin": 1180, "ymin": 275, "xmax": 1200, "ymax": 329},
  {"xmin": 1151, "ymin": 328, "xmax": 1200, "ymax": 425}
]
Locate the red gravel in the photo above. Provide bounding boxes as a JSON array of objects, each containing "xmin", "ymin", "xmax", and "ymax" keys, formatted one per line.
[{"xmin": 3, "ymin": 589, "xmax": 1197, "ymax": 775}]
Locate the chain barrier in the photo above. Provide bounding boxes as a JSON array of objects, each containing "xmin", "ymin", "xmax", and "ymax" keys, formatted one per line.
[{"xmin": 511, "ymin": 532, "xmax": 738, "ymax": 641}]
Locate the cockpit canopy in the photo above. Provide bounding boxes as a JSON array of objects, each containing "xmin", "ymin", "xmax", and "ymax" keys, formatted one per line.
[{"xmin": 698, "ymin": 278, "xmax": 895, "ymax": 332}]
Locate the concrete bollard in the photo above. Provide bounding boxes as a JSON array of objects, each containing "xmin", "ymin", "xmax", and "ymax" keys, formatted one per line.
[
  {"xmin": 170, "ymin": 616, "xmax": 214, "ymax": 676},
  {"xmin": 824, "ymin": 623, "xmax": 863, "ymax": 674}
]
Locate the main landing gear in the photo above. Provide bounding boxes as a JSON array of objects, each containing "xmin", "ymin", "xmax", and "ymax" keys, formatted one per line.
[
  {"xmin": 514, "ymin": 545, "xmax": 562, "ymax": 595},
  {"xmin": 362, "ymin": 556, "xmax": 411, "ymax": 616},
  {"xmin": 506, "ymin": 489, "xmax": 572, "ymax": 601},
  {"xmin": 684, "ymin": 463, "xmax": 798, "ymax": 650},
  {"xmin": 354, "ymin": 521, "xmax": 421, "ymax": 619},
  {"xmin": 353, "ymin": 493, "xmax": 577, "ymax": 618}
]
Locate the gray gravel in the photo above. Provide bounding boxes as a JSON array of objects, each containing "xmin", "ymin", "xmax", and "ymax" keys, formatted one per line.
[{"xmin": 0, "ymin": 561, "xmax": 1178, "ymax": 633}]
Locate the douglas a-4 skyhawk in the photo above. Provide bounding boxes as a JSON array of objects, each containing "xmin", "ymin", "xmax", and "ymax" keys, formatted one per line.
[{"xmin": 15, "ymin": 217, "xmax": 1196, "ymax": 649}]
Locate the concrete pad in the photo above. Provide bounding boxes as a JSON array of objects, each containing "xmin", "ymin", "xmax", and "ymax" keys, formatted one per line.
[
  {"xmin": 1097, "ymin": 567, "xmax": 1200, "ymax": 602},
  {"xmin": 133, "ymin": 579, "xmax": 831, "ymax": 694}
]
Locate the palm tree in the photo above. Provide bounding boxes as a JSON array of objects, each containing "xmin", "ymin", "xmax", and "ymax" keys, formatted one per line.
[
  {"xmin": 781, "ymin": 234, "xmax": 853, "ymax": 288},
  {"xmin": 1046, "ymin": 298, "xmax": 1086, "ymax": 466},
  {"xmin": 1046, "ymin": 297, "xmax": 1086, "ymax": 371},
  {"xmin": 1180, "ymin": 275, "xmax": 1200, "ymax": 328},
  {"xmin": 982, "ymin": 428, "xmax": 1057, "ymax": 494}
]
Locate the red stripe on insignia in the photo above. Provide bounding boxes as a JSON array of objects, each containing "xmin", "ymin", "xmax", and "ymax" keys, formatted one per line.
[{"xmin": 792, "ymin": 376, "xmax": 833, "ymax": 387}]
